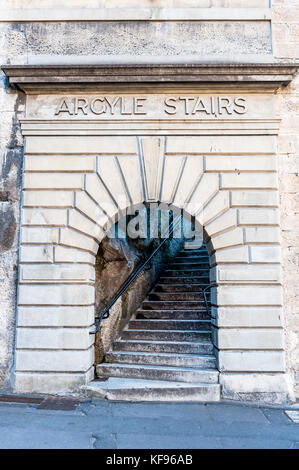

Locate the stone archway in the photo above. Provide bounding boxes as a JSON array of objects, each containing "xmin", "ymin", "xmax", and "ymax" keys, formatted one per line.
[
  {"xmin": 93, "ymin": 202, "xmax": 189, "ymax": 367},
  {"xmin": 4, "ymin": 64, "xmax": 296, "ymax": 403}
]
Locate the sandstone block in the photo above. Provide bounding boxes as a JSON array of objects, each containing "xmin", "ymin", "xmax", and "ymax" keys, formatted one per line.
[
  {"xmin": 17, "ymin": 305, "xmax": 94, "ymax": 328},
  {"xmin": 20, "ymin": 245, "xmax": 53, "ymax": 263},
  {"xmin": 205, "ymin": 208, "xmax": 237, "ymax": 237},
  {"xmin": 221, "ymin": 173, "xmax": 278, "ymax": 190},
  {"xmin": 85, "ymin": 173, "xmax": 117, "ymax": 220},
  {"xmin": 17, "ymin": 327, "xmax": 94, "ymax": 350},
  {"xmin": 25, "ymin": 136, "xmax": 137, "ymax": 154},
  {"xmin": 15, "ymin": 347, "xmax": 94, "ymax": 372},
  {"xmin": 212, "ymin": 285, "xmax": 283, "ymax": 306},
  {"xmin": 167, "ymin": 135, "xmax": 275, "ymax": 155},
  {"xmin": 173, "ymin": 156, "xmax": 203, "ymax": 208},
  {"xmin": 22, "ymin": 208, "xmax": 67, "ymax": 226},
  {"xmin": 214, "ymin": 264, "xmax": 281, "ymax": 282},
  {"xmin": 211, "ymin": 227, "xmax": 244, "ymax": 250},
  {"xmin": 187, "ymin": 173, "xmax": 219, "ymax": 216},
  {"xmin": 25, "ymin": 155, "xmax": 96, "ymax": 172},
  {"xmin": 212, "ymin": 306, "xmax": 283, "ymax": 327},
  {"xmin": 68, "ymin": 209, "xmax": 104, "ymax": 241},
  {"xmin": 75, "ymin": 191, "xmax": 108, "ymax": 228},
  {"xmin": 23, "ymin": 190, "xmax": 74, "ymax": 208},
  {"xmin": 238, "ymin": 208, "xmax": 279, "ymax": 225},
  {"xmin": 211, "ymin": 245, "xmax": 249, "ymax": 264},
  {"xmin": 214, "ymin": 328, "xmax": 284, "ymax": 350},
  {"xmin": 21, "ymin": 227, "xmax": 59, "ymax": 244},
  {"xmin": 197, "ymin": 191, "xmax": 230, "ymax": 225},
  {"xmin": 24, "ymin": 173, "xmax": 84, "ymax": 190},
  {"xmin": 14, "ymin": 369, "xmax": 94, "ymax": 394},
  {"xmin": 220, "ymin": 373, "xmax": 295, "ymax": 404},
  {"xmin": 205, "ymin": 155, "xmax": 276, "ymax": 172},
  {"xmin": 21, "ymin": 264, "xmax": 94, "ymax": 282},
  {"xmin": 250, "ymin": 245, "xmax": 281, "ymax": 263},
  {"xmin": 218, "ymin": 351, "xmax": 285, "ymax": 372},
  {"xmin": 231, "ymin": 190, "xmax": 279, "ymax": 207},
  {"xmin": 54, "ymin": 246, "xmax": 95, "ymax": 264},
  {"xmin": 18, "ymin": 283, "xmax": 94, "ymax": 306},
  {"xmin": 245, "ymin": 226, "xmax": 280, "ymax": 244},
  {"xmin": 60, "ymin": 227, "xmax": 98, "ymax": 254}
]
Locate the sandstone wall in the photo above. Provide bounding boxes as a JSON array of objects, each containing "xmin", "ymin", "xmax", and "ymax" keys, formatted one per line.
[
  {"xmin": 0, "ymin": 53, "xmax": 24, "ymax": 389},
  {"xmin": 0, "ymin": 1, "xmax": 270, "ymax": 9},
  {"xmin": 272, "ymin": 0, "xmax": 299, "ymax": 397},
  {"xmin": 0, "ymin": 0, "xmax": 298, "ymax": 397}
]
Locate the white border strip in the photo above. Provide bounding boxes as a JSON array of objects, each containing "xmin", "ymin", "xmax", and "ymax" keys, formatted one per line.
[{"xmin": 0, "ymin": 8, "xmax": 271, "ymax": 22}]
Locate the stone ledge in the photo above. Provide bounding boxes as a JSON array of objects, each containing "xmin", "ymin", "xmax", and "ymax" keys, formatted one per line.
[
  {"xmin": 19, "ymin": 119, "xmax": 282, "ymax": 137},
  {"xmin": 0, "ymin": 8, "xmax": 271, "ymax": 22},
  {"xmin": 220, "ymin": 372, "xmax": 296, "ymax": 404},
  {"xmin": 14, "ymin": 368, "xmax": 94, "ymax": 394},
  {"xmin": 2, "ymin": 64, "xmax": 299, "ymax": 93}
]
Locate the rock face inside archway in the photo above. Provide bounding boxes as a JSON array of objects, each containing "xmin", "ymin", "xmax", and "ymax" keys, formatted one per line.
[{"xmin": 3, "ymin": 64, "xmax": 297, "ymax": 403}]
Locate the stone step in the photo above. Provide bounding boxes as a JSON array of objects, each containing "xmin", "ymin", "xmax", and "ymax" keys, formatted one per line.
[
  {"xmin": 113, "ymin": 339, "xmax": 214, "ymax": 354},
  {"xmin": 129, "ymin": 319, "xmax": 211, "ymax": 331},
  {"xmin": 166, "ymin": 263, "xmax": 209, "ymax": 268},
  {"xmin": 154, "ymin": 283, "xmax": 210, "ymax": 293},
  {"xmin": 158, "ymin": 277, "xmax": 210, "ymax": 284},
  {"xmin": 169, "ymin": 263, "xmax": 210, "ymax": 270},
  {"xmin": 164, "ymin": 268, "xmax": 209, "ymax": 275},
  {"xmin": 92, "ymin": 243, "xmax": 219, "ymax": 399},
  {"xmin": 121, "ymin": 329, "xmax": 211, "ymax": 342},
  {"xmin": 96, "ymin": 363, "xmax": 219, "ymax": 384},
  {"xmin": 164, "ymin": 259, "xmax": 210, "ymax": 271},
  {"xmin": 142, "ymin": 300, "xmax": 207, "ymax": 310},
  {"xmin": 82, "ymin": 379, "xmax": 221, "ymax": 402},
  {"xmin": 179, "ymin": 248, "xmax": 207, "ymax": 254},
  {"xmin": 162, "ymin": 270, "xmax": 210, "ymax": 277},
  {"xmin": 106, "ymin": 351, "xmax": 217, "ymax": 368},
  {"xmin": 148, "ymin": 292, "xmax": 206, "ymax": 301},
  {"xmin": 178, "ymin": 253, "xmax": 208, "ymax": 259},
  {"xmin": 174, "ymin": 256, "xmax": 210, "ymax": 262},
  {"xmin": 184, "ymin": 246, "xmax": 207, "ymax": 249},
  {"xmin": 136, "ymin": 309, "xmax": 209, "ymax": 320}
]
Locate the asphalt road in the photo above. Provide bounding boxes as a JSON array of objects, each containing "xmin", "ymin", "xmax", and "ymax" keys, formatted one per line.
[{"xmin": 0, "ymin": 398, "xmax": 298, "ymax": 449}]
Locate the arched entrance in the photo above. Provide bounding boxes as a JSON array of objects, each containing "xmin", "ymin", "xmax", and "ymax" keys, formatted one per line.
[
  {"xmin": 6, "ymin": 64, "xmax": 295, "ymax": 403},
  {"xmin": 89, "ymin": 205, "xmax": 218, "ymax": 401}
]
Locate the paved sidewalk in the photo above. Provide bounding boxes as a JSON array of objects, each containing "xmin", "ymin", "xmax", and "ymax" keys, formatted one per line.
[{"xmin": 0, "ymin": 397, "xmax": 298, "ymax": 449}]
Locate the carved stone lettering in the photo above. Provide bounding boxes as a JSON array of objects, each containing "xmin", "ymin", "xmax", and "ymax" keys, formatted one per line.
[{"xmin": 54, "ymin": 95, "xmax": 248, "ymax": 118}]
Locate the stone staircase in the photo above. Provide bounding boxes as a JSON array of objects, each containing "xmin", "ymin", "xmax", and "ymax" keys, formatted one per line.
[{"xmin": 84, "ymin": 244, "xmax": 220, "ymax": 402}]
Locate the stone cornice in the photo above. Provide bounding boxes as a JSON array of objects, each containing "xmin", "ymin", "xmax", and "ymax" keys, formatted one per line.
[
  {"xmin": 0, "ymin": 7, "xmax": 271, "ymax": 22},
  {"xmin": 19, "ymin": 119, "xmax": 281, "ymax": 137},
  {"xmin": 2, "ymin": 63, "xmax": 298, "ymax": 93}
]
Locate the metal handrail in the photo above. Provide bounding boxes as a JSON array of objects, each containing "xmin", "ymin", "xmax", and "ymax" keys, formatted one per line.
[
  {"xmin": 202, "ymin": 283, "xmax": 217, "ymax": 317},
  {"xmin": 90, "ymin": 215, "xmax": 182, "ymax": 335}
]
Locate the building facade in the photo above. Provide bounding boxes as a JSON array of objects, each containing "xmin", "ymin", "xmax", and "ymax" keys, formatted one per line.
[{"xmin": 0, "ymin": 1, "xmax": 298, "ymax": 404}]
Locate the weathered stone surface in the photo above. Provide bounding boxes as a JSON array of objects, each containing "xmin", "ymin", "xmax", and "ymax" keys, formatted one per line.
[
  {"xmin": 0, "ymin": 21, "xmax": 271, "ymax": 65},
  {"xmin": 95, "ymin": 230, "xmax": 183, "ymax": 363},
  {"xmin": 0, "ymin": 70, "xmax": 24, "ymax": 389},
  {"xmin": 271, "ymin": 0, "xmax": 299, "ymax": 399},
  {"xmin": 14, "ymin": 369, "xmax": 94, "ymax": 394},
  {"xmin": 15, "ymin": 347, "xmax": 94, "ymax": 372},
  {"xmin": 218, "ymin": 351, "xmax": 286, "ymax": 373},
  {"xmin": 0, "ymin": 1, "xmax": 270, "ymax": 9},
  {"xmin": 0, "ymin": 1, "xmax": 298, "ymax": 401},
  {"xmin": 220, "ymin": 372, "xmax": 295, "ymax": 404},
  {"xmin": 0, "ymin": 203, "xmax": 16, "ymax": 253}
]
